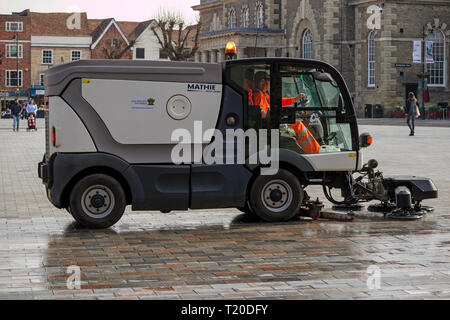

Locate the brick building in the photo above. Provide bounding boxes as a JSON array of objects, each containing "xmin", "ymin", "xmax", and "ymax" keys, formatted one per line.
[
  {"xmin": 0, "ymin": 10, "xmax": 31, "ymax": 107},
  {"xmin": 0, "ymin": 9, "xmax": 186, "ymax": 111},
  {"xmin": 193, "ymin": 0, "xmax": 450, "ymax": 115},
  {"xmin": 29, "ymin": 11, "xmax": 92, "ymax": 103},
  {"xmin": 89, "ymin": 18, "xmax": 136, "ymax": 59}
]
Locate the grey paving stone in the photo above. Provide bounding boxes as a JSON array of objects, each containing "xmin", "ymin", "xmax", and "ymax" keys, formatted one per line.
[{"xmin": 0, "ymin": 123, "xmax": 450, "ymax": 299}]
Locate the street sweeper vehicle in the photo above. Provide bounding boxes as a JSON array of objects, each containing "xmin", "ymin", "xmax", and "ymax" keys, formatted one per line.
[{"xmin": 38, "ymin": 54, "xmax": 438, "ymax": 228}]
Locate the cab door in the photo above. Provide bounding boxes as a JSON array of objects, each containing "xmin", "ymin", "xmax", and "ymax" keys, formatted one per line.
[
  {"xmin": 226, "ymin": 61, "xmax": 273, "ymax": 131},
  {"xmin": 273, "ymin": 61, "xmax": 360, "ymax": 172}
]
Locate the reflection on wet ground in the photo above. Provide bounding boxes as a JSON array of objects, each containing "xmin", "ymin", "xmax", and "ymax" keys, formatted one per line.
[
  {"xmin": 1, "ymin": 210, "xmax": 449, "ymax": 300},
  {"xmin": 0, "ymin": 124, "xmax": 449, "ymax": 299}
]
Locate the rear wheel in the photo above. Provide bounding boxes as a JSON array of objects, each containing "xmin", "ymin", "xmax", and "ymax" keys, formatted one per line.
[
  {"xmin": 69, "ymin": 174, "xmax": 126, "ymax": 229},
  {"xmin": 250, "ymin": 169, "xmax": 303, "ymax": 222}
]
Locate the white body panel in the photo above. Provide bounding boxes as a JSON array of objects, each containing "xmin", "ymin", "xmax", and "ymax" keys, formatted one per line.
[
  {"xmin": 304, "ymin": 151, "xmax": 358, "ymax": 171},
  {"xmin": 357, "ymin": 151, "xmax": 364, "ymax": 171},
  {"xmin": 48, "ymin": 97, "xmax": 96, "ymax": 155},
  {"xmin": 82, "ymin": 79, "xmax": 222, "ymax": 145}
]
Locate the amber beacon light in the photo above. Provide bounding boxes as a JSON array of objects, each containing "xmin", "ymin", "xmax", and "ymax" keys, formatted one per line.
[{"xmin": 225, "ymin": 41, "xmax": 237, "ymax": 60}]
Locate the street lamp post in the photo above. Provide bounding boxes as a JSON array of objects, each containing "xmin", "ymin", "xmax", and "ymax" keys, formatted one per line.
[
  {"xmin": 421, "ymin": 25, "xmax": 426, "ymax": 120},
  {"xmin": 421, "ymin": 25, "xmax": 433, "ymax": 120},
  {"xmin": 16, "ymin": 29, "xmax": 19, "ymax": 95}
]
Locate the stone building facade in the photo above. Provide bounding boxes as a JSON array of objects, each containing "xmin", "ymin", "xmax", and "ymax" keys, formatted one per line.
[{"xmin": 193, "ymin": 0, "xmax": 450, "ymax": 115}]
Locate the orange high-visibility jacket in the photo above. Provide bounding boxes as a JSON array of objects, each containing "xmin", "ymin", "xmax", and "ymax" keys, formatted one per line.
[
  {"xmin": 245, "ymin": 87, "xmax": 253, "ymax": 105},
  {"xmin": 289, "ymin": 120, "xmax": 321, "ymax": 154},
  {"xmin": 253, "ymin": 91, "xmax": 296, "ymax": 119},
  {"xmin": 253, "ymin": 91, "xmax": 320, "ymax": 154}
]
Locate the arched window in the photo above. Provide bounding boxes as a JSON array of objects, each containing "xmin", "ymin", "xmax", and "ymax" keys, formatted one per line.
[
  {"xmin": 229, "ymin": 9, "xmax": 236, "ymax": 29},
  {"xmin": 257, "ymin": 4, "xmax": 264, "ymax": 28},
  {"xmin": 427, "ymin": 29, "xmax": 446, "ymax": 86},
  {"xmin": 242, "ymin": 8, "xmax": 249, "ymax": 28},
  {"xmin": 368, "ymin": 31, "xmax": 375, "ymax": 87},
  {"xmin": 302, "ymin": 29, "xmax": 312, "ymax": 59}
]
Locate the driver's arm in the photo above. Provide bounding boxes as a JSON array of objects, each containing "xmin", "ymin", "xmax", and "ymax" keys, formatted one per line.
[{"xmin": 282, "ymin": 93, "xmax": 307, "ymax": 107}]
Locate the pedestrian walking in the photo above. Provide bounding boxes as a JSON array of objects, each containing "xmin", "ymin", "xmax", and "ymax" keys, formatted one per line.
[
  {"xmin": 10, "ymin": 99, "xmax": 22, "ymax": 132},
  {"xmin": 405, "ymin": 92, "xmax": 420, "ymax": 136}
]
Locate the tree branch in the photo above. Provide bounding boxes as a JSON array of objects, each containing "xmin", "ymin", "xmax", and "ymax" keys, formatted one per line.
[{"xmin": 151, "ymin": 10, "xmax": 202, "ymax": 61}]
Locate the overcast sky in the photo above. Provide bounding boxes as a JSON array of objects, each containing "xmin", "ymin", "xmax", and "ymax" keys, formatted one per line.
[{"xmin": 0, "ymin": 0, "xmax": 201, "ymax": 23}]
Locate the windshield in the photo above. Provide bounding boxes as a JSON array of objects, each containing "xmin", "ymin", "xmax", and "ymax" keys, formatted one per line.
[{"xmin": 281, "ymin": 72, "xmax": 341, "ymax": 109}]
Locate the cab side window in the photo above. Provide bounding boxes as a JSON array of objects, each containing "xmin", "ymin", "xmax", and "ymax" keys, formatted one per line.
[{"xmin": 228, "ymin": 63, "xmax": 270, "ymax": 130}]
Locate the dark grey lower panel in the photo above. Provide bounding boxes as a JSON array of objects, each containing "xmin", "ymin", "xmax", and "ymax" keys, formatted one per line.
[
  {"xmin": 46, "ymin": 153, "xmax": 253, "ymax": 211},
  {"xmin": 190, "ymin": 164, "xmax": 253, "ymax": 209},
  {"xmin": 130, "ymin": 165, "xmax": 190, "ymax": 211}
]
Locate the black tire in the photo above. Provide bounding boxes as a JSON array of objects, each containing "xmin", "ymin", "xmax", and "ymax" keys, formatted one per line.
[
  {"xmin": 69, "ymin": 174, "xmax": 126, "ymax": 229},
  {"xmin": 250, "ymin": 169, "xmax": 303, "ymax": 222}
]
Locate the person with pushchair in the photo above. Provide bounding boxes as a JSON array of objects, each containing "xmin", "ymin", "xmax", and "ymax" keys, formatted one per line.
[
  {"xmin": 25, "ymin": 99, "xmax": 38, "ymax": 132},
  {"xmin": 26, "ymin": 99, "xmax": 38, "ymax": 118}
]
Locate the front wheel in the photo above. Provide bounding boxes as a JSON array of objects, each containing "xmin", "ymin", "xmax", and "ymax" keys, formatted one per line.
[
  {"xmin": 69, "ymin": 174, "xmax": 126, "ymax": 229},
  {"xmin": 249, "ymin": 169, "xmax": 303, "ymax": 222}
]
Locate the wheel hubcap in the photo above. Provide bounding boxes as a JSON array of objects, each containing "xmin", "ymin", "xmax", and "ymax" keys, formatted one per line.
[
  {"xmin": 270, "ymin": 189, "xmax": 283, "ymax": 202},
  {"xmin": 261, "ymin": 180, "xmax": 293, "ymax": 213},
  {"xmin": 81, "ymin": 185, "xmax": 115, "ymax": 219},
  {"xmin": 91, "ymin": 194, "xmax": 105, "ymax": 208}
]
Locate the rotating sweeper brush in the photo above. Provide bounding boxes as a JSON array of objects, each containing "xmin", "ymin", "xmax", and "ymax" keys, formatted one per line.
[{"xmin": 324, "ymin": 159, "xmax": 438, "ymax": 220}]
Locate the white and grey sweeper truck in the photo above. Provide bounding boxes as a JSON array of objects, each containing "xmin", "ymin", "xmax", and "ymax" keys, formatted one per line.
[{"xmin": 38, "ymin": 57, "xmax": 438, "ymax": 228}]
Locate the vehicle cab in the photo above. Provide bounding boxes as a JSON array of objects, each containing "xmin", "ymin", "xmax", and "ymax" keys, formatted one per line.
[{"xmin": 223, "ymin": 58, "xmax": 364, "ymax": 172}]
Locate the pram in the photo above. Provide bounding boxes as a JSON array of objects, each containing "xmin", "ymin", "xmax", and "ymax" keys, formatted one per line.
[{"xmin": 27, "ymin": 114, "xmax": 37, "ymax": 131}]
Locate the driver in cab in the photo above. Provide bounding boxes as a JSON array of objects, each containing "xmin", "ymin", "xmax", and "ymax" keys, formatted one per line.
[{"xmin": 252, "ymin": 71, "xmax": 321, "ymax": 154}]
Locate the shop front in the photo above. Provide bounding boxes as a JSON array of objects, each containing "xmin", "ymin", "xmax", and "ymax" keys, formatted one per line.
[{"xmin": 1, "ymin": 90, "xmax": 30, "ymax": 113}]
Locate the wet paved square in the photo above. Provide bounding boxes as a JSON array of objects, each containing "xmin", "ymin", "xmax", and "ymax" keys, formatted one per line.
[{"xmin": 0, "ymin": 119, "xmax": 449, "ymax": 299}]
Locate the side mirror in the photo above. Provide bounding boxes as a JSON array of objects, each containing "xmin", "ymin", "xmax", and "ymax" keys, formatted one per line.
[
  {"xmin": 367, "ymin": 159, "xmax": 378, "ymax": 169},
  {"xmin": 360, "ymin": 132, "xmax": 373, "ymax": 148},
  {"xmin": 312, "ymin": 71, "xmax": 334, "ymax": 83},
  {"xmin": 338, "ymin": 94, "xmax": 345, "ymax": 112},
  {"xmin": 336, "ymin": 94, "xmax": 346, "ymax": 123}
]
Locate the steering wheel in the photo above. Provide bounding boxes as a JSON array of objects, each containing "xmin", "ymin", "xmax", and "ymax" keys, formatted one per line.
[{"xmin": 324, "ymin": 132, "xmax": 337, "ymax": 144}]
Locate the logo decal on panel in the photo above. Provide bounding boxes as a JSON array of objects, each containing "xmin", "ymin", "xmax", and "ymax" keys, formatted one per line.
[
  {"xmin": 187, "ymin": 83, "xmax": 221, "ymax": 93},
  {"xmin": 131, "ymin": 96, "xmax": 156, "ymax": 111}
]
